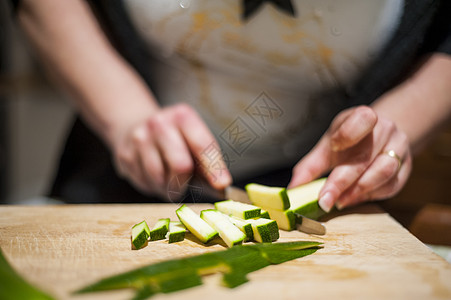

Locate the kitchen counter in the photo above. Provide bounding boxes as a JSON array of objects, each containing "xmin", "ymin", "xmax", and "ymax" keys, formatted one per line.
[{"xmin": 1, "ymin": 203, "xmax": 450, "ymax": 300}]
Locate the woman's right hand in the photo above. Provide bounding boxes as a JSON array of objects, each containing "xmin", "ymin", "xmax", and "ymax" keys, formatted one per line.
[
  {"xmin": 17, "ymin": 0, "xmax": 231, "ymax": 200},
  {"xmin": 112, "ymin": 103, "xmax": 232, "ymax": 199}
]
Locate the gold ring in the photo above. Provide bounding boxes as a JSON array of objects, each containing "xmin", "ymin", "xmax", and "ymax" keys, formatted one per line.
[{"xmin": 383, "ymin": 149, "xmax": 402, "ymax": 171}]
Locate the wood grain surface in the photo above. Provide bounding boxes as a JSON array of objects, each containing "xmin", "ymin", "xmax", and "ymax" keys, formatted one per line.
[{"xmin": 0, "ymin": 204, "xmax": 450, "ymax": 300}]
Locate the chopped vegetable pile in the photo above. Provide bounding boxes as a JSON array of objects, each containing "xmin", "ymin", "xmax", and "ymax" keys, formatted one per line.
[
  {"xmin": 76, "ymin": 179, "xmax": 327, "ymax": 299},
  {"xmin": 131, "ymin": 179, "xmax": 327, "ymax": 249}
]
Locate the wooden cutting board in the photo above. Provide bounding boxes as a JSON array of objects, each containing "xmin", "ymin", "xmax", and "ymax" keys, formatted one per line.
[{"xmin": 0, "ymin": 203, "xmax": 450, "ymax": 300}]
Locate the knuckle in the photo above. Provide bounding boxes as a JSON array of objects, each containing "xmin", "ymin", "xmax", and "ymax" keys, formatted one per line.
[
  {"xmin": 130, "ymin": 131, "xmax": 143, "ymax": 144},
  {"xmin": 149, "ymin": 116, "xmax": 175, "ymax": 137},
  {"xmin": 173, "ymin": 103, "xmax": 195, "ymax": 118},
  {"xmin": 353, "ymin": 106, "xmax": 378, "ymax": 130},
  {"xmin": 147, "ymin": 114, "xmax": 164, "ymax": 130},
  {"xmin": 356, "ymin": 105, "xmax": 377, "ymax": 121},
  {"xmin": 383, "ymin": 119, "xmax": 396, "ymax": 134},
  {"xmin": 380, "ymin": 160, "xmax": 398, "ymax": 178},
  {"xmin": 146, "ymin": 118, "xmax": 157, "ymax": 130},
  {"xmin": 172, "ymin": 159, "xmax": 195, "ymax": 175},
  {"xmin": 116, "ymin": 148, "xmax": 133, "ymax": 165}
]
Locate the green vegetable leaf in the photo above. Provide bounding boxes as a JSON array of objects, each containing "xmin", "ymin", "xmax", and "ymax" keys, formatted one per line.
[
  {"xmin": 253, "ymin": 241, "xmax": 322, "ymax": 264},
  {"xmin": 131, "ymin": 285, "xmax": 157, "ymax": 300},
  {"xmin": 0, "ymin": 248, "xmax": 54, "ymax": 300},
  {"xmin": 75, "ymin": 241, "xmax": 322, "ymax": 299}
]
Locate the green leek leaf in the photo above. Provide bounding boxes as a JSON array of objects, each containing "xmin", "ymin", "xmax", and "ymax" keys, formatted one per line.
[
  {"xmin": 75, "ymin": 241, "xmax": 322, "ymax": 299},
  {"xmin": 0, "ymin": 248, "xmax": 54, "ymax": 300}
]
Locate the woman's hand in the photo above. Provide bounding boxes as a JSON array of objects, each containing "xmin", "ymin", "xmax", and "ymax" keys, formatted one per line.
[
  {"xmin": 17, "ymin": 0, "xmax": 232, "ymax": 200},
  {"xmin": 112, "ymin": 104, "xmax": 232, "ymax": 199},
  {"xmin": 288, "ymin": 105, "xmax": 412, "ymax": 212}
]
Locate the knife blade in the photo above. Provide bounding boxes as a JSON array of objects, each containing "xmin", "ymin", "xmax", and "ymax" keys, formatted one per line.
[
  {"xmin": 188, "ymin": 176, "xmax": 251, "ymax": 203},
  {"xmin": 223, "ymin": 185, "xmax": 252, "ymax": 204},
  {"xmin": 294, "ymin": 212, "xmax": 326, "ymax": 235}
]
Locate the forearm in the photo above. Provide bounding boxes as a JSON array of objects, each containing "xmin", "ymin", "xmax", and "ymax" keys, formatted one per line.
[
  {"xmin": 372, "ymin": 53, "xmax": 451, "ymax": 154},
  {"xmin": 17, "ymin": 0, "xmax": 159, "ymax": 147}
]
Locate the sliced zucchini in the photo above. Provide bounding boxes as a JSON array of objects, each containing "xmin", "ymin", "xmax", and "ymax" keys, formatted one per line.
[
  {"xmin": 264, "ymin": 208, "xmax": 296, "ymax": 231},
  {"xmin": 215, "ymin": 200, "xmax": 261, "ymax": 220},
  {"xmin": 245, "ymin": 183, "xmax": 290, "ymax": 211},
  {"xmin": 149, "ymin": 218, "xmax": 170, "ymax": 241},
  {"xmin": 248, "ymin": 218, "xmax": 279, "ymax": 243},
  {"xmin": 265, "ymin": 219, "xmax": 280, "ymax": 242},
  {"xmin": 250, "ymin": 221, "xmax": 271, "ymax": 243},
  {"xmin": 167, "ymin": 221, "xmax": 186, "ymax": 243},
  {"xmin": 260, "ymin": 209, "xmax": 270, "ymax": 219},
  {"xmin": 131, "ymin": 220, "xmax": 150, "ymax": 250},
  {"xmin": 176, "ymin": 205, "xmax": 218, "ymax": 243},
  {"xmin": 228, "ymin": 216, "xmax": 254, "ymax": 241},
  {"xmin": 201, "ymin": 209, "xmax": 246, "ymax": 248},
  {"xmin": 287, "ymin": 178, "xmax": 327, "ymax": 220}
]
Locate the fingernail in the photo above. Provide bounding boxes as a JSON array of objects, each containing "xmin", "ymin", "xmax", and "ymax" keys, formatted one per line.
[{"xmin": 319, "ymin": 192, "xmax": 334, "ymax": 213}]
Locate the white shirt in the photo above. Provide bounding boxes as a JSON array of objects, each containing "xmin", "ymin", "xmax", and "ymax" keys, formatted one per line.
[{"xmin": 124, "ymin": 0, "xmax": 403, "ymax": 180}]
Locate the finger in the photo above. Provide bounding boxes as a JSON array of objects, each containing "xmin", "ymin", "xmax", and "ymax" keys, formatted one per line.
[
  {"xmin": 148, "ymin": 113, "xmax": 194, "ymax": 192},
  {"xmin": 334, "ymin": 154, "xmax": 412, "ymax": 209},
  {"xmin": 288, "ymin": 106, "xmax": 373, "ymax": 189},
  {"xmin": 288, "ymin": 138, "xmax": 332, "ymax": 188},
  {"xmin": 367, "ymin": 154, "xmax": 412, "ymax": 200},
  {"xmin": 318, "ymin": 116, "xmax": 396, "ymax": 212},
  {"xmin": 133, "ymin": 125, "xmax": 166, "ymax": 194},
  {"xmin": 335, "ymin": 145, "xmax": 408, "ymax": 209},
  {"xmin": 330, "ymin": 106, "xmax": 377, "ymax": 152},
  {"xmin": 118, "ymin": 149, "xmax": 154, "ymax": 195},
  {"xmin": 114, "ymin": 131, "xmax": 152, "ymax": 193},
  {"xmin": 175, "ymin": 104, "xmax": 232, "ymax": 189},
  {"xmin": 334, "ymin": 127, "xmax": 409, "ymax": 209},
  {"xmin": 317, "ymin": 132, "xmax": 382, "ymax": 212}
]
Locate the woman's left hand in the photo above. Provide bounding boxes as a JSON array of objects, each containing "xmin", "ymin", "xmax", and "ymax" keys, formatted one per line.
[{"xmin": 288, "ymin": 105, "xmax": 412, "ymax": 212}]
